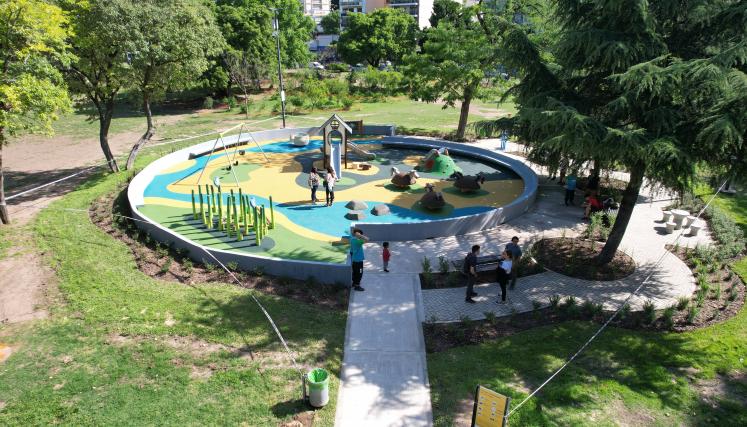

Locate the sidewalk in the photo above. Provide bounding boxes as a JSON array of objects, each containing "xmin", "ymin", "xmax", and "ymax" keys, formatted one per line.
[{"xmin": 335, "ymin": 273, "xmax": 433, "ymax": 426}]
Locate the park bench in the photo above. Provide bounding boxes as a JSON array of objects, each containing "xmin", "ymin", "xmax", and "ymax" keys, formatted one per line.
[{"xmin": 451, "ymin": 254, "xmax": 502, "ymax": 274}]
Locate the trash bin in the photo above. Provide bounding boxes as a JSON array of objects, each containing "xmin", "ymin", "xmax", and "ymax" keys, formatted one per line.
[{"xmin": 306, "ymin": 368, "xmax": 329, "ymax": 408}]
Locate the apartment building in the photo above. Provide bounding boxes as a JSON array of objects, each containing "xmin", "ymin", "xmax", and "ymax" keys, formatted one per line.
[
  {"xmin": 340, "ymin": 0, "xmax": 435, "ymax": 29},
  {"xmin": 300, "ymin": 0, "xmax": 332, "ymax": 24}
]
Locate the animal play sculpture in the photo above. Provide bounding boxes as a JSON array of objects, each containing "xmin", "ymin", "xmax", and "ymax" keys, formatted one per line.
[
  {"xmin": 420, "ymin": 183, "xmax": 446, "ymax": 210},
  {"xmin": 451, "ymin": 171, "xmax": 486, "ymax": 193},
  {"xmin": 390, "ymin": 167, "xmax": 420, "ymax": 188}
]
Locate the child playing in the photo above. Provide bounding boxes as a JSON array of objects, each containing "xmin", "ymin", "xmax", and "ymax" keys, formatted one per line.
[{"xmin": 382, "ymin": 242, "xmax": 391, "ymax": 272}]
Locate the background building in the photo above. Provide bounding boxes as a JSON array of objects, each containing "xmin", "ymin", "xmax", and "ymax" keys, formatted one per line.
[
  {"xmin": 340, "ymin": 0, "xmax": 435, "ymax": 29},
  {"xmin": 300, "ymin": 0, "xmax": 332, "ymax": 25}
]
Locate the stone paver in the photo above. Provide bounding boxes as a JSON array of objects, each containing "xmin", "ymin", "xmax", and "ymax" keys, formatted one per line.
[{"xmin": 335, "ymin": 273, "xmax": 432, "ymax": 426}]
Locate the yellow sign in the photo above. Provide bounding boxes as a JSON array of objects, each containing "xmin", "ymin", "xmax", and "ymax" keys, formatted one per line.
[{"xmin": 472, "ymin": 385, "xmax": 510, "ymax": 427}]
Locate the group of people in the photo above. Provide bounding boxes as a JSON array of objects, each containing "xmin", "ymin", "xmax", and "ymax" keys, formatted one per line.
[
  {"xmin": 308, "ymin": 166, "xmax": 337, "ymax": 206},
  {"xmin": 463, "ymin": 236, "xmax": 522, "ymax": 305}
]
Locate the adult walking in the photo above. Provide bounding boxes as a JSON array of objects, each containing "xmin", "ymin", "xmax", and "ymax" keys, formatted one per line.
[
  {"xmin": 308, "ymin": 167, "xmax": 320, "ymax": 205},
  {"xmin": 565, "ymin": 173, "xmax": 577, "ymax": 206},
  {"xmin": 463, "ymin": 245, "xmax": 480, "ymax": 304},
  {"xmin": 350, "ymin": 228, "xmax": 368, "ymax": 291},
  {"xmin": 495, "ymin": 250, "xmax": 513, "ymax": 304},
  {"xmin": 324, "ymin": 166, "xmax": 337, "ymax": 207},
  {"xmin": 505, "ymin": 236, "xmax": 522, "ymax": 289}
]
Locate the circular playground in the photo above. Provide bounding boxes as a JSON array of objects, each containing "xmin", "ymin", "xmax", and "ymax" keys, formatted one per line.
[{"xmin": 128, "ymin": 117, "xmax": 537, "ymax": 280}]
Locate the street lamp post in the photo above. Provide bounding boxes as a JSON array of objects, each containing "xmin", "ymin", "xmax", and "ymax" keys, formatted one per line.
[{"xmin": 272, "ymin": 8, "xmax": 287, "ymax": 128}]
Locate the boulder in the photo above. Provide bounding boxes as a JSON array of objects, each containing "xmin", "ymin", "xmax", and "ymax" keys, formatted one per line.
[
  {"xmin": 345, "ymin": 200, "xmax": 369, "ymax": 211},
  {"xmin": 372, "ymin": 204, "xmax": 390, "ymax": 216},
  {"xmin": 345, "ymin": 211, "xmax": 366, "ymax": 221}
]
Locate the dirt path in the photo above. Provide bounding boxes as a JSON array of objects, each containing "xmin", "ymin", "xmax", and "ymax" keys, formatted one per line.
[{"xmin": 0, "ymin": 125, "xmax": 159, "ymax": 325}]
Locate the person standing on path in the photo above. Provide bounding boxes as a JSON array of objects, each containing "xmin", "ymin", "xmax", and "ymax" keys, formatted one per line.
[
  {"xmin": 308, "ymin": 167, "xmax": 320, "ymax": 205},
  {"xmin": 350, "ymin": 229, "xmax": 368, "ymax": 291},
  {"xmin": 324, "ymin": 166, "xmax": 337, "ymax": 207},
  {"xmin": 505, "ymin": 236, "xmax": 522, "ymax": 289},
  {"xmin": 464, "ymin": 245, "xmax": 480, "ymax": 304},
  {"xmin": 496, "ymin": 250, "xmax": 513, "ymax": 304},
  {"xmin": 565, "ymin": 174, "xmax": 577, "ymax": 206},
  {"xmin": 382, "ymin": 242, "xmax": 391, "ymax": 273}
]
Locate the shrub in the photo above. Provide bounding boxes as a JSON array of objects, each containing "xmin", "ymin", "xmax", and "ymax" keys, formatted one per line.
[
  {"xmin": 183, "ymin": 259, "xmax": 193, "ymax": 273},
  {"xmin": 549, "ymin": 294, "xmax": 561, "ymax": 309},
  {"xmin": 581, "ymin": 300, "xmax": 596, "ymax": 317},
  {"xmin": 252, "ymin": 266, "xmax": 265, "ymax": 277},
  {"xmin": 713, "ymin": 283, "xmax": 722, "ymax": 300},
  {"xmin": 438, "ymin": 256, "xmax": 449, "ymax": 274},
  {"xmin": 421, "ymin": 257, "xmax": 432, "ymax": 274},
  {"xmin": 662, "ymin": 305, "xmax": 676, "ymax": 330},
  {"xmin": 642, "ymin": 300, "xmax": 656, "ymax": 324},
  {"xmin": 447, "ymin": 271, "xmax": 461, "ymax": 286},
  {"xmin": 687, "ymin": 306, "xmax": 699, "ymax": 324},
  {"xmin": 532, "ymin": 300, "xmax": 543, "ymax": 311},
  {"xmin": 226, "ymin": 261, "xmax": 239, "ymax": 271},
  {"xmin": 676, "ymin": 296, "xmax": 689, "ymax": 311},
  {"xmin": 562, "ymin": 296, "xmax": 579, "ymax": 317},
  {"xmin": 705, "ymin": 205, "xmax": 745, "ymax": 259},
  {"xmin": 202, "ymin": 96, "xmax": 214, "ymax": 109},
  {"xmin": 160, "ymin": 258, "xmax": 172, "ymax": 274},
  {"xmin": 619, "ymin": 303, "xmax": 631, "ymax": 320},
  {"xmin": 483, "ymin": 311, "xmax": 496, "ymax": 325},
  {"xmin": 728, "ymin": 285, "xmax": 738, "ymax": 301},
  {"xmin": 204, "ymin": 262, "xmax": 216, "ymax": 272},
  {"xmin": 326, "ymin": 62, "xmax": 349, "ymax": 73},
  {"xmin": 696, "ymin": 289, "xmax": 706, "ymax": 307}
]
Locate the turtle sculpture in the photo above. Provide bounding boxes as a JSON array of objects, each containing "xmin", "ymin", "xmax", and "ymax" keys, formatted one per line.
[
  {"xmin": 451, "ymin": 171, "xmax": 486, "ymax": 193},
  {"xmin": 390, "ymin": 167, "xmax": 420, "ymax": 188},
  {"xmin": 420, "ymin": 183, "xmax": 446, "ymax": 210}
]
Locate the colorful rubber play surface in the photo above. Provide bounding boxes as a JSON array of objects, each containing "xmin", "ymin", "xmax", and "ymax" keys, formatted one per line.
[{"xmin": 139, "ymin": 137, "xmax": 524, "ymax": 263}]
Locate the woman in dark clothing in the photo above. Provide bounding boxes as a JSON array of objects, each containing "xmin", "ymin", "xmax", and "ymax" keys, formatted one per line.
[{"xmin": 496, "ymin": 251, "xmax": 513, "ymax": 304}]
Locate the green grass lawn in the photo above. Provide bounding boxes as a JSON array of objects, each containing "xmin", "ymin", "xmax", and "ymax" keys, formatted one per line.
[
  {"xmin": 0, "ymin": 149, "xmax": 346, "ymax": 426},
  {"xmin": 40, "ymin": 95, "xmax": 514, "ymax": 146},
  {"xmin": 428, "ymin": 190, "xmax": 747, "ymax": 426}
]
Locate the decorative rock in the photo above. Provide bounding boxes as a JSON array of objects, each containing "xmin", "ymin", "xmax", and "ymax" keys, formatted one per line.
[
  {"xmin": 345, "ymin": 211, "xmax": 366, "ymax": 221},
  {"xmin": 345, "ymin": 200, "xmax": 369, "ymax": 211},
  {"xmin": 372, "ymin": 204, "xmax": 390, "ymax": 216},
  {"xmin": 292, "ymin": 133, "xmax": 310, "ymax": 147}
]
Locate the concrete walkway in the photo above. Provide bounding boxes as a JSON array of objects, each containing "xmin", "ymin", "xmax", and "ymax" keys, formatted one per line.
[{"xmin": 335, "ymin": 273, "xmax": 433, "ymax": 426}]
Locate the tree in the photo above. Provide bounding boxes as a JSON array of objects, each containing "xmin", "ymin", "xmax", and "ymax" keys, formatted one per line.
[
  {"xmin": 430, "ymin": 0, "xmax": 466, "ymax": 28},
  {"xmin": 338, "ymin": 9, "xmax": 418, "ymax": 67},
  {"xmin": 475, "ymin": 0, "xmax": 746, "ymax": 264},
  {"xmin": 124, "ymin": 0, "xmax": 224, "ymax": 170},
  {"xmin": 404, "ymin": 4, "xmax": 503, "ymax": 140},
  {"xmin": 61, "ymin": 0, "xmax": 138, "ymax": 173},
  {"xmin": 320, "ymin": 10, "xmax": 340, "ymax": 35},
  {"xmin": 0, "ymin": 0, "xmax": 71, "ymax": 224},
  {"xmin": 224, "ymin": 51, "xmax": 265, "ymax": 118}
]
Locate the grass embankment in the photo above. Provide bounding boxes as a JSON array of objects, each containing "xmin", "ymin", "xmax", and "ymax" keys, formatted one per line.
[
  {"xmin": 0, "ymin": 150, "xmax": 346, "ymax": 426},
  {"xmin": 428, "ymin": 191, "xmax": 747, "ymax": 426}
]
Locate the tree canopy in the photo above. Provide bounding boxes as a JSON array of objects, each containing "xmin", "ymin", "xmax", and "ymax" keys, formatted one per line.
[
  {"xmin": 320, "ymin": 10, "xmax": 340, "ymax": 35},
  {"xmin": 124, "ymin": 0, "xmax": 225, "ymax": 169},
  {"xmin": 338, "ymin": 8, "xmax": 418, "ymax": 67},
  {"xmin": 476, "ymin": 0, "xmax": 747, "ymax": 263},
  {"xmin": 0, "ymin": 0, "xmax": 71, "ymax": 224}
]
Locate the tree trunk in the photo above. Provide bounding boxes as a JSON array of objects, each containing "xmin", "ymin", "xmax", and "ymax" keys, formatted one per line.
[
  {"xmin": 0, "ymin": 127, "xmax": 9, "ymax": 225},
  {"xmin": 243, "ymin": 91, "xmax": 249, "ymax": 119},
  {"xmin": 126, "ymin": 93, "xmax": 155, "ymax": 170},
  {"xmin": 98, "ymin": 100, "xmax": 120, "ymax": 173},
  {"xmin": 456, "ymin": 85, "xmax": 475, "ymax": 141},
  {"xmin": 597, "ymin": 163, "xmax": 645, "ymax": 264}
]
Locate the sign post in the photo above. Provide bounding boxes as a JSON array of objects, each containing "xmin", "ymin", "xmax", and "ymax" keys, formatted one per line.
[{"xmin": 471, "ymin": 385, "xmax": 510, "ymax": 427}]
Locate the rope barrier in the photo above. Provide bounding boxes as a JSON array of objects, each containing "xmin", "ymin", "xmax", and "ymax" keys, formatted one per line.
[
  {"xmin": 506, "ymin": 178, "xmax": 730, "ymax": 417},
  {"xmin": 34, "ymin": 205, "xmax": 304, "ymax": 375}
]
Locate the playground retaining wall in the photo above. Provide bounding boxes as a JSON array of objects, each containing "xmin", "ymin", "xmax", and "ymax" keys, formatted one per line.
[
  {"xmin": 128, "ymin": 127, "xmax": 351, "ymax": 285},
  {"xmin": 350, "ymin": 136, "xmax": 538, "ymax": 242}
]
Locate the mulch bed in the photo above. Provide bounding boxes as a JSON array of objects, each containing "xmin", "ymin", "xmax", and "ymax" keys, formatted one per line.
[
  {"xmin": 533, "ymin": 237, "xmax": 636, "ymax": 281},
  {"xmin": 424, "ymin": 249, "xmax": 746, "ymax": 354},
  {"xmin": 89, "ymin": 185, "xmax": 349, "ymax": 311}
]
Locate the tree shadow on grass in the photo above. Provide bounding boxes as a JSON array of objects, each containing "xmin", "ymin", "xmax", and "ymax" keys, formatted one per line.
[{"xmin": 429, "ymin": 321, "xmax": 716, "ymax": 426}]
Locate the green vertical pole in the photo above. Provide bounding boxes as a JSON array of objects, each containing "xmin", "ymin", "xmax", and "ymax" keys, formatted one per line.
[
  {"xmin": 226, "ymin": 196, "xmax": 232, "ymax": 237},
  {"xmin": 210, "ymin": 185, "xmax": 216, "ymax": 213},
  {"xmin": 191, "ymin": 190, "xmax": 197, "ymax": 220},
  {"xmin": 261, "ymin": 206, "xmax": 266, "ymax": 236},
  {"xmin": 217, "ymin": 191, "xmax": 223, "ymax": 231},
  {"xmin": 269, "ymin": 196, "xmax": 275, "ymax": 229},
  {"xmin": 198, "ymin": 187, "xmax": 204, "ymax": 223},
  {"xmin": 243, "ymin": 207, "xmax": 249, "ymax": 235},
  {"xmin": 232, "ymin": 194, "xmax": 238, "ymax": 226},
  {"xmin": 239, "ymin": 192, "xmax": 245, "ymax": 224},
  {"xmin": 207, "ymin": 197, "xmax": 212, "ymax": 228},
  {"xmin": 254, "ymin": 207, "xmax": 261, "ymax": 246},
  {"xmin": 235, "ymin": 212, "xmax": 242, "ymax": 241}
]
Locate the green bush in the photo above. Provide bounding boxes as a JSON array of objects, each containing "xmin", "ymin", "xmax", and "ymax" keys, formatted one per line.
[
  {"xmin": 662, "ymin": 305, "xmax": 676, "ymax": 330},
  {"xmin": 676, "ymin": 296, "xmax": 689, "ymax": 311},
  {"xmin": 202, "ymin": 96, "xmax": 214, "ymax": 109},
  {"xmin": 438, "ymin": 256, "xmax": 449, "ymax": 274},
  {"xmin": 326, "ymin": 62, "xmax": 349, "ymax": 73},
  {"xmin": 549, "ymin": 294, "xmax": 561, "ymax": 309},
  {"xmin": 642, "ymin": 300, "xmax": 656, "ymax": 324},
  {"xmin": 353, "ymin": 66, "xmax": 404, "ymax": 96},
  {"xmin": 687, "ymin": 306, "xmax": 699, "ymax": 324},
  {"xmin": 705, "ymin": 205, "xmax": 745, "ymax": 259}
]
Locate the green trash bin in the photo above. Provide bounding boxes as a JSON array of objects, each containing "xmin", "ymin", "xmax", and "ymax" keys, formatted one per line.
[{"xmin": 306, "ymin": 368, "xmax": 329, "ymax": 408}]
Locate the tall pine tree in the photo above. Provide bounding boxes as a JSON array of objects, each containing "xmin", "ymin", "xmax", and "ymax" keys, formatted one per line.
[{"xmin": 477, "ymin": 0, "xmax": 746, "ymax": 264}]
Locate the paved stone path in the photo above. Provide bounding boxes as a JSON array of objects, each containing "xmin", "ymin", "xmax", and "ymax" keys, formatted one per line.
[{"xmin": 335, "ymin": 273, "xmax": 433, "ymax": 426}]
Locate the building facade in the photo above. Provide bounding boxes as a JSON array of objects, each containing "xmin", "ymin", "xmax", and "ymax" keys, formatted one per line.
[
  {"xmin": 340, "ymin": 0, "xmax": 435, "ymax": 29},
  {"xmin": 300, "ymin": 0, "xmax": 332, "ymax": 24}
]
